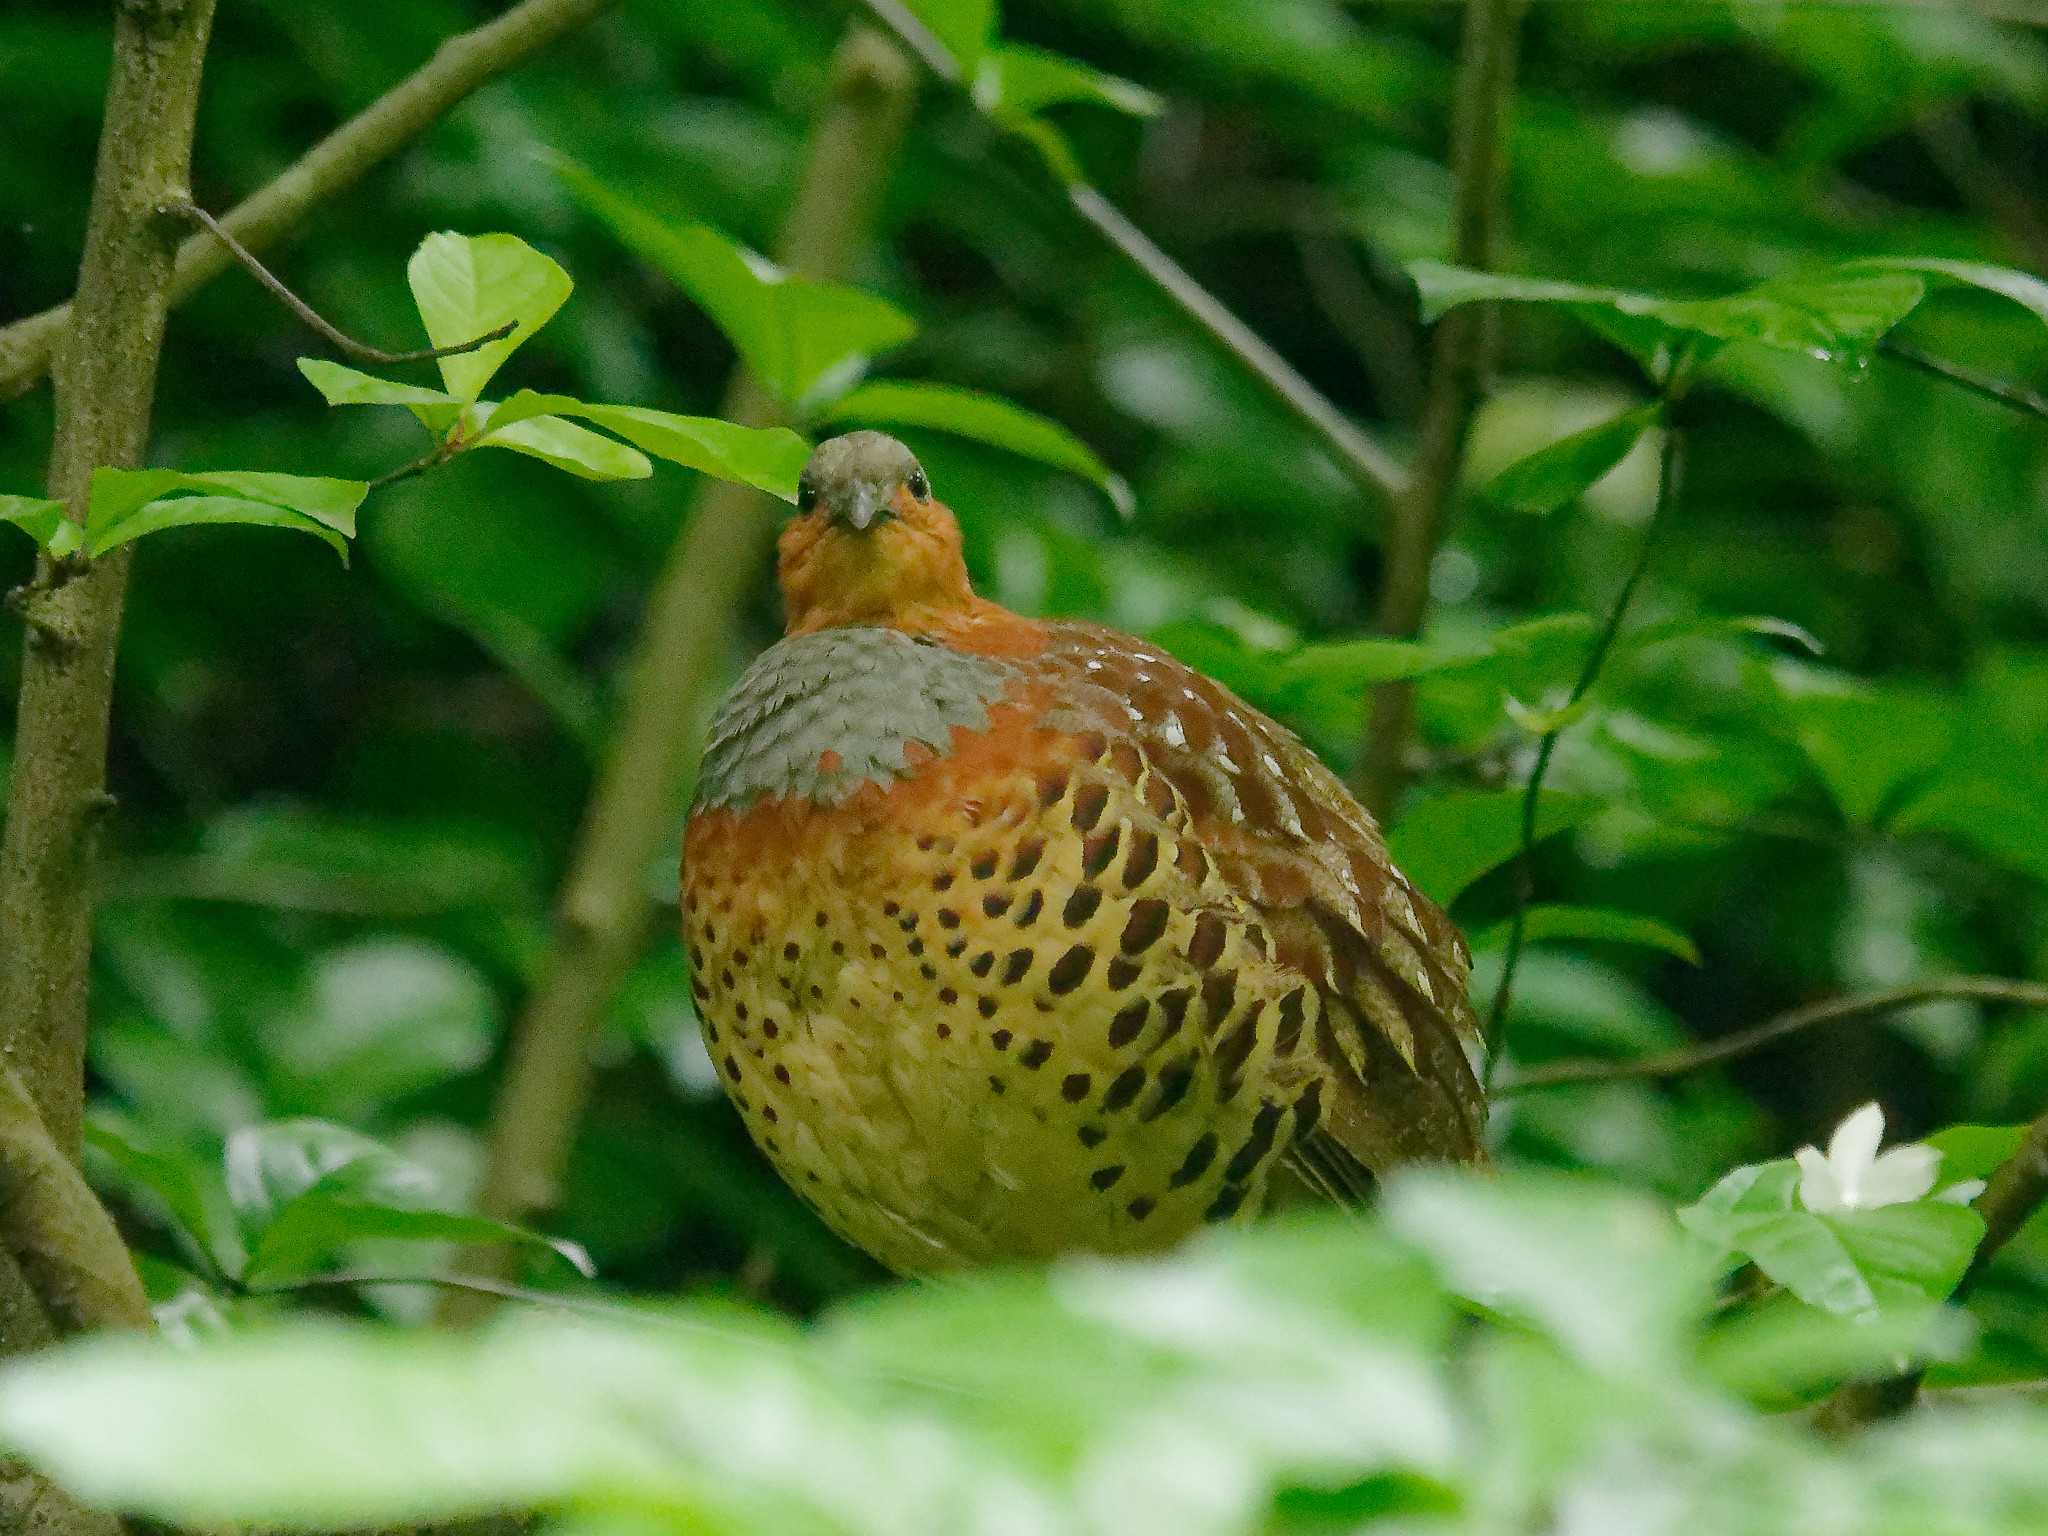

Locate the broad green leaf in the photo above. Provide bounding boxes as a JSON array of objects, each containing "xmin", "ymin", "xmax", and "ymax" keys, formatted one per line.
[
  {"xmin": 1388, "ymin": 789, "xmax": 1605, "ymax": 907},
  {"xmin": 1678, "ymin": 1160, "xmax": 1983, "ymax": 1320},
  {"xmin": 223, "ymin": 1120, "xmax": 588, "ymax": 1287},
  {"xmin": 1412, "ymin": 260, "xmax": 1928, "ymax": 364},
  {"xmin": 405, "ymin": 232, "xmax": 572, "ymax": 403},
  {"xmin": 247, "ymin": 1197, "xmax": 591, "ymax": 1288},
  {"xmin": 224, "ymin": 1120, "xmax": 430, "ymax": 1236},
  {"xmin": 86, "ymin": 496, "xmax": 352, "ymax": 562},
  {"xmin": 84, "ymin": 1112, "xmax": 247, "ymax": 1284},
  {"xmin": 1849, "ymin": 257, "xmax": 2048, "ymax": 328},
  {"xmin": 1775, "ymin": 675, "xmax": 1956, "ymax": 826},
  {"xmin": 1484, "ymin": 403, "xmax": 1662, "ymax": 514},
  {"xmin": 471, "ymin": 415, "xmax": 653, "ymax": 482},
  {"xmin": 557, "ymin": 164, "xmax": 916, "ymax": 406},
  {"xmin": 488, "ymin": 391, "xmax": 809, "ymax": 500},
  {"xmin": 903, "ymin": 0, "xmax": 997, "ymax": 74},
  {"xmin": 1470, "ymin": 904, "xmax": 1700, "ymax": 964},
  {"xmin": 0, "ymin": 493, "xmax": 71, "ymax": 553},
  {"xmin": 1386, "ymin": 1170, "xmax": 1710, "ymax": 1375},
  {"xmin": 0, "ymin": 1311, "xmax": 1025, "ymax": 1530},
  {"xmin": 295, "ymin": 358, "xmax": 457, "ymax": 409},
  {"xmin": 824, "ymin": 381, "xmax": 1132, "ymax": 513},
  {"xmin": 87, "ymin": 468, "xmax": 364, "ymax": 536},
  {"xmin": 973, "ymin": 43, "xmax": 1164, "ymax": 121},
  {"xmin": 1924, "ymin": 1124, "xmax": 2026, "ymax": 1184}
]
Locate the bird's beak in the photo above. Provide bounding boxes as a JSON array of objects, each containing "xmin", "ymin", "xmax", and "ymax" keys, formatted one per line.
[{"xmin": 842, "ymin": 483, "xmax": 882, "ymax": 532}]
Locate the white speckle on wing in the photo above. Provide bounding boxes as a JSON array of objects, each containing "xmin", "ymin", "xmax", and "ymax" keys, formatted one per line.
[{"xmin": 1161, "ymin": 712, "xmax": 1188, "ymax": 748}]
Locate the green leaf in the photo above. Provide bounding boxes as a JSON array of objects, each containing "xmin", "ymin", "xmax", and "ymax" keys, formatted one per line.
[
  {"xmin": 0, "ymin": 1311, "xmax": 1019, "ymax": 1531},
  {"xmin": 902, "ymin": 0, "xmax": 997, "ymax": 74},
  {"xmin": 1470, "ymin": 905, "xmax": 1700, "ymax": 964},
  {"xmin": 84, "ymin": 1112, "xmax": 247, "ymax": 1284},
  {"xmin": 973, "ymin": 43, "xmax": 1164, "ymax": 121},
  {"xmin": 1386, "ymin": 1170, "xmax": 1710, "ymax": 1375},
  {"xmin": 1923, "ymin": 1125, "xmax": 2026, "ymax": 1185},
  {"xmin": 1678, "ymin": 1161, "xmax": 1984, "ymax": 1320},
  {"xmin": 470, "ymin": 414, "xmax": 653, "ymax": 482},
  {"xmin": 488, "ymin": 392, "xmax": 809, "ymax": 500},
  {"xmin": 1776, "ymin": 674, "xmax": 1957, "ymax": 826},
  {"xmin": 0, "ymin": 493, "xmax": 72, "ymax": 553},
  {"xmin": 83, "ymin": 469, "xmax": 365, "ymax": 561},
  {"xmin": 405, "ymin": 232, "xmax": 572, "ymax": 403},
  {"xmin": 1388, "ymin": 789, "xmax": 1605, "ymax": 907},
  {"xmin": 824, "ymin": 381, "xmax": 1131, "ymax": 513},
  {"xmin": 295, "ymin": 358, "xmax": 457, "ymax": 409},
  {"xmin": 88, "ymin": 468, "xmax": 364, "ymax": 535},
  {"xmin": 1412, "ymin": 260, "xmax": 1929, "ymax": 364},
  {"xmin": 223, "ymin": 1120, "xmax": 588, "ymax": 1287},
  {"xmin": 1484, "ymin": 403, "xmax": 1663, "ymax": 514},
  {"xmin": 557, "ymin": 163, "xmax": 917, "ymax": 407},
  {"xmin": 1849, "ymin": 256, "xmax": 2048, "ymax": 329}
]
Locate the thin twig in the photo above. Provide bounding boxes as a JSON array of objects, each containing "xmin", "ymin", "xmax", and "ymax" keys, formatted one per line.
[
  {"xmin": 1483, "ymin": 407, "xmax": 1688, "ymax": 1071},
  {"xmin": 1357, "ymin": 0, "xmax": 1526, "ymax": 818},
  {"xmin": 368, "ymin": 441, "xmax": 461, "ymax": 492},
  {"xmin": 1497, "ymin": 976, "xmax": 2048, "ymax": 1095},
  {"xmin": 853, "ymin": 0, "xmax": 1405, "ymax": 504},
  {"xmin": 1881, "ymin": 340, "xmax": 2048, "ymax": 422},
  {"xmin": 162, "ymin": 198, "xmax": 515, "ymax": 365}
]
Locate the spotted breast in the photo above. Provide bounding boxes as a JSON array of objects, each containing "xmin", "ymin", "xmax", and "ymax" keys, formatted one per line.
[{"xmin": 682, "ymin": 431, "xmax": 1485, "ymax": 1275}]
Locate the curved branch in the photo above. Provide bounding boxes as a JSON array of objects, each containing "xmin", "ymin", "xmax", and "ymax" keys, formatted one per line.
[
  {"xmin": 1497, "ymin": 976, "xmax": 2048, "ymax": 1096},
  {"xmin": 0, "ymin": 0, "xmax": 617, "ymax": 403},
  {"xmin": 161, "ymin": 199, "xmax": 515, "ymax": 366}
]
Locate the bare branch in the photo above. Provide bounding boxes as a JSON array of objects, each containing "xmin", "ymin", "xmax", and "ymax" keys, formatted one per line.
[
  {"xmin": 1882, "ymin": 340, "xmax": 2048, "ymax": 423},
  {"xmin": 1497, "ymin": 976, "xmax": 2048, "ymax": 1095},
  {"xmin": 161, "ymin": 198, "xmax": 515, "ymax": 366}
]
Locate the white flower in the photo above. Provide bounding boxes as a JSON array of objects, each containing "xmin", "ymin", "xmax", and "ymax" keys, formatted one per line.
[{"xmin": 1793, "ymin": 1102, "xmax": 1985, "ymax": 1214}]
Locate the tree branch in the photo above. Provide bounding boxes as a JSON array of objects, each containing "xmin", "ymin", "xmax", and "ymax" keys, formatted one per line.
[
  {"xmin": 853, "ymin": 0, "xmax": 1405, "ymax": 504},
  {"xmin": 1881, "ymin": 340, "xmax": 2048, "ymax": 423},
  {"xmin": 1356, "ymin": 0, "xmax": 1525, "ymax": 820},
  {"xmin": 0, "ymin": 0, "xmax": 618, "ymax": 404},
  {"xmin": 445, "ymin": 25, "xmax": 918, "ymax": 1323},
  {"xmin": 1497, "ymin": 976, "xmax": 2048, "ymax": 1095},
  {"xmin": 160, "ymin": 198, "xmax": 516, "ymax": 365}
]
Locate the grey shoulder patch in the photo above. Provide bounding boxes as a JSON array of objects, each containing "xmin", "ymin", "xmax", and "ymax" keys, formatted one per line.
[{"xmin": 694, "ymin": 627, "xmax": 1015, "ymax": 811}]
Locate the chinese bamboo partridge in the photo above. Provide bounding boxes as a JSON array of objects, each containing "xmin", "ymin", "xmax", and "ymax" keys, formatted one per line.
[{"xmin": 682, "ymin": 433, "xmax": 1487, "ymax": 1275}]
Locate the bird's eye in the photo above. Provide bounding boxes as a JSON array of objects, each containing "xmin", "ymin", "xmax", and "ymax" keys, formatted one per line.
[
  {"xmin": 797, "ymin": 480, "xmax": 819, "ymax": 512},
  {"xmin": 907, "ymin": 469, "xmax": 930, "ymax": 500}
]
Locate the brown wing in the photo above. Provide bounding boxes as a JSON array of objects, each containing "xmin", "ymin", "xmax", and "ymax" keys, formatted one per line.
[{"xmin": 1019, "ymin": 621, "xmax": 1488, "ymax": 1184}]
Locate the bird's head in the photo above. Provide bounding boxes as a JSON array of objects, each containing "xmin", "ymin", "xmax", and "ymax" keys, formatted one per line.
[{"xmin": 778, "ymin": 432, "xmax": 978, "ymax": 634}]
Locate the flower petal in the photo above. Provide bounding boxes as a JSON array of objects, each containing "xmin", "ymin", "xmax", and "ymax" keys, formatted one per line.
[
  {"xmin": 1827, "ymin": 1101, "xmax": 1886, "ymax": 1174},
  {"xmin": 1796, "ymin": 1145, "xmax": 1847, "ymax": 1213},
  {"xmin": 1935, "ymin": 1179, "xmax": 1988, "ymax": 1206},
  {"xmin": 1860, "ymin": 1145, "xmax": 1940, "ymax": 1209}
]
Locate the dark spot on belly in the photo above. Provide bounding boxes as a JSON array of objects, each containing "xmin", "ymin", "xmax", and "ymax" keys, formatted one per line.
[
  {"xmin": 1078, "ymin": 1124, "xmax": 1106, "ymax": 1147},
  {"xmin": 1003, "ymin": 949, "xmax": 1034, "ymax": 983},
  {"xmin": 1009, "ymin": 839, "xmax": 1045, "ymax": 880},
  {"xmin": 1204, "ymin": 1183, "xmax": 1249, "ymax": 1223},
  {"xmin": 1061, "ymin": 1072, "xmax": 1092, "ymax": 1102},
  {"xmin": 1090, "ymin": 1164, "xmax": 1126, "ymax": 1191},
  {"xmin": 1225, "ymin": 1101, "xmax": 1285, "ymax": 1183},
  {"xmin": 1108, "ymin": 1000, "xmax": 1148, "ymax": 1048},
  {"xmin": 1020, "ymin": 1039, "xmax": 1054, "ymax": 1068},
  {"xmin": 1072, "ymin": 781, "xmax": 1109, "ymax": 832},
  {"xmin": 1015, "ymin": 891, "xmax": 1044, "ymax": 927},
  {"xmin": 1169, "ymin": 1132, "xmax": 1219, "ymax": 1188},
  {"xmin": 1143, "ymin": 1054, "xmax": 1197, "ymax": 1121},
  {"xmin": 1064, "ymin": 887, "xmax": 1102, "ymax": 926},
  {"xmin": 1102, "ymin": 1064, "xmax": 1146, "ymax": 1113},
  {"xmin": 971, "ymin": 851, "xmax": 998, "ymax": 879},
  {"xmin": 1120, "ymin": 899, "xmax": 1170, "ymax": 954},
  {"xmin": 1081, "ymin": 828, "xmax": 1120, "ymax": 878},
  {"xmin": 1049, "ymin": 946, "xmax": 1095, "ymax": 993},
  {"xmin": 983, "ymin": 892, "xmax": 1012, "ymax": 918},
  {"xmin": 970, "ymin": 952, "xmax": 995, "ymax": 978},
  {"xmin": 1127, "ymin": 1195, "xmax": 1156, "ymax": 1221}
]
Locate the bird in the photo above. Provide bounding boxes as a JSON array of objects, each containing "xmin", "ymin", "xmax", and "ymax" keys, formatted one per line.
[{"xmin": 682, "ymin": 431, "xmax": 1487, "ymax": 1275}]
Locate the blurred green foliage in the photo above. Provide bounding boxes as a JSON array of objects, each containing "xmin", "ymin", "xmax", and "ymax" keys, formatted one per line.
[{"xmin": 3, "ymin": 0, "xmax": 2048, "ymax": 1528}]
